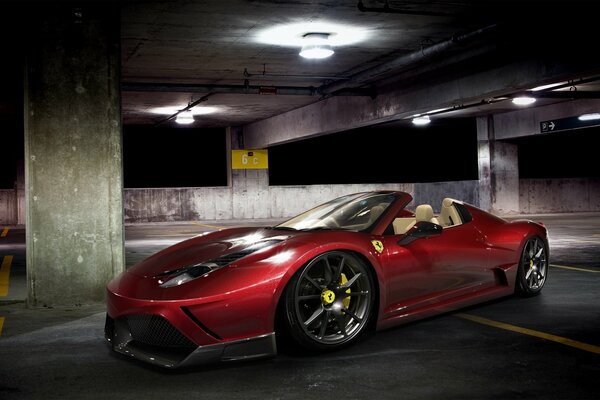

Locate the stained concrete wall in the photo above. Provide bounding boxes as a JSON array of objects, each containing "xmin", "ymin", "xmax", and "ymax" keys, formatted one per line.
[
  {"xmin": 520, "ymin": 178, "xmax": 600, "ymax": 213},
  {"xmin": 124, "ymin": 170, "xmax": 414, "ymax": 223},
  {"xmin": 0, "ymin": 190, "xmax": 17, "ymax": 225},
  {"xmin": 0, "ymin": 166, "xmax": 25, "ymax": 226},
  {"xmin": 413, "ymin": 181, "xmax": 480, "ymax": 213}
]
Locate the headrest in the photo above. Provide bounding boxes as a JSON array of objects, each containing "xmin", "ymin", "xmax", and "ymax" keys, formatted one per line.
[
  {"xmin": 369, "ymin": 205, "xmax": 385, "ymax": 222},
  {"xmin": 442, "ymin": 198, "xmax": 454, "ymax": 208},
  {"xmin": 415, "ymin": 204, "xmax": 434, "ymax": 221}
]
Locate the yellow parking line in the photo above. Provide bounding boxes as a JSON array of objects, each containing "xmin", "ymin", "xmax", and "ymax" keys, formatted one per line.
[
  {"xmin": 550, "ymin": 264, "xmax": 599, "ymax": 273},
  {"xmin": 0, "ymin": 228, "xmax": 8, "ymax": 237},
  {"xmin": 456, "ymin": 313, "xmax": 600, "ymax": 355},
  {"xmin": 0, "ymin": 255, "xmax": 13, "ymax": 297},
  {"xmin": 0, "ymin": 316, "xmax": 4, "ymax": 336},
  {"xmin": 190, "ymin": 222, "xmax": 225, "ymax": 230}
]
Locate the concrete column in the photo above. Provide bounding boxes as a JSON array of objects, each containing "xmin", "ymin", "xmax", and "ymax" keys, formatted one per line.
[
  {"xmin": 25, "ymin": 4, "xmax": 124, "ymax": 306},
  {"xmin": 477, "ymin": 116, "xmax": 519, "ymax": 214}
]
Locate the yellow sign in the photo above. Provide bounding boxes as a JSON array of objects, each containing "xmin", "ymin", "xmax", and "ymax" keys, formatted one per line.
[
  {"xmin": 371, "ymin": 240, "xmax": 384, "ymax": 254},
  {"xmin": 231, "ymin": 149, "xmax": 269, "ymax": 169}
]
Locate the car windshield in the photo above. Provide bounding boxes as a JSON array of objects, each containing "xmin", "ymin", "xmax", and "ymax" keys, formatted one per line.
[{"xmin": 276, "ymin": 192, "xmax": 396, "ymax": 232}]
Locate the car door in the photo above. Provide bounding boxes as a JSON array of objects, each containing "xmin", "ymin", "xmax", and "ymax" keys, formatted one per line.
[{"xmin": 380, "ymin": 222, "xmax": 492, "ymax": 316}]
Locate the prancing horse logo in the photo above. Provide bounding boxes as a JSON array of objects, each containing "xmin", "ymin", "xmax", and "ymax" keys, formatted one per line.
[{"xmin": 371, "ymin": 240, "xmax": 384, "ymax": 254}]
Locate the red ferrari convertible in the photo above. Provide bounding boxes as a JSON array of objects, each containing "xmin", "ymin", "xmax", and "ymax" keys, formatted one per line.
[{"xmin": 105, "ymin": 191, "xmax": 548, "ymax": 368}]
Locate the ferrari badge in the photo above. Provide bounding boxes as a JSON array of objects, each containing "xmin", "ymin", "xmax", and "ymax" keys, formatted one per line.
[{"xmin": 371, "ymin": 240, "xmax": 384, "ymax": 254}]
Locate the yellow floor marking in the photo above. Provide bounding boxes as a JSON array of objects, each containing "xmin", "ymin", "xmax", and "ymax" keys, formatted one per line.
[
  {"xmin": 0, "ymin": 316, "xmax": 4, "ymax": 336},
  {"xmin": 550, "ymin": 264, "xmax": 600, "ymax": 273},
  {"xmin": 0, "ymin": 228, "xmax": 8, "ymax": 237},
  {"xmin": 190, "ymin": 222, "xmax": 225, "ymax": 230},
  {"xmin": 0, "ymin": 255, "xmax": 13, "ymax": 297},
  {"xmin": 456, "ymin": 313, "xmax": 600, "ymax": 355}
]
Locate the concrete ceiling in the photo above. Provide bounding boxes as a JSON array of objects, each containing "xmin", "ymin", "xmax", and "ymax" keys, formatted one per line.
[
  {"xmin": 122, "ymin": 0, "xmax": 507, "ymax": 127},
  {"xmin": 1, "ymin": 1, "xmax": 597, "ymax": 129}
]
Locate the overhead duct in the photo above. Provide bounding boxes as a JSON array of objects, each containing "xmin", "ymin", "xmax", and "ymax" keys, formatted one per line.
[
  {"xmin": 357, "ymin": 0, "xmax": 459, "ymax": 17},
  {"xmin": 320, "ymin": 24, "xmax": 498, "ymax": 95}
]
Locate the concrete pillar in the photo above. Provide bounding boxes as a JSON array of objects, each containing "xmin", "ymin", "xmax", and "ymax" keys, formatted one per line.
[
  {"xmin": 25, "ymin": 4, "xmax": 124, "ymax": 306},
  {"xmin": 477, "ymin": 116, "xmax": 520, "ymax": 214}
]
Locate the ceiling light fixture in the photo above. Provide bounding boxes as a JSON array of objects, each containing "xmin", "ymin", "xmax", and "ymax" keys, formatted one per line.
[
  {"xmin": 175, "ymin": 110, "xmax": 194, "ymax": 124},
  {"xmin": 578, "ymin": 113, "xmax": 600, "ymax": 121},
  {"xmin": 412, "ymin": 115, "xmax": 431, "ymax": 126},
  {"xmin": 299, "ymin": 33, "xmax": 334, "ymax": 59},
  {"xmin": 256, "ymin": 22, "xmax": 367, "ymax": 48},
  {"xmin": 512, "ymin": 96, "xmax": 536, "ymax": 106},
  {"xmin": 151, "ymin": 106, "xmax": 220, "ymax": 116}
]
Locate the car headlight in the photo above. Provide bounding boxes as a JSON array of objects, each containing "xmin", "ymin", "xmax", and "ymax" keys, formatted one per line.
[
  {"xmin": 156, "ymin": 239, "xmax": 283, "ymax": 288},
  {"xmin": 157, "ymin": 262, "xmax": 219, "ymax": 288}
]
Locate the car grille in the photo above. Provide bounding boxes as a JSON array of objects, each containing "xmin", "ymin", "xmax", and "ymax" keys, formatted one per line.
[{"xmin": 125, "ymin": 314, "xmax": 197, "ymax": 349}]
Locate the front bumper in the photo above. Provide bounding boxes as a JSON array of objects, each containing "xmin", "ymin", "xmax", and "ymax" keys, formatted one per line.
[{"xmin": 105, "ymin": 314, "xmax": 276, "ymax": 368}]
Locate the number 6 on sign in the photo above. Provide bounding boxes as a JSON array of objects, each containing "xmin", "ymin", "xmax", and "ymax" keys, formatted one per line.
[{"xmin": 232, "ymin": 149, "xmax": 269, "ymax": 169}]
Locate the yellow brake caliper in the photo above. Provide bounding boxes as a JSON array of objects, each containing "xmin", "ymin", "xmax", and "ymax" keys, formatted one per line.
[{"xmin": 340, "ymin": 273, "xmax": 351, "ymax": 308}]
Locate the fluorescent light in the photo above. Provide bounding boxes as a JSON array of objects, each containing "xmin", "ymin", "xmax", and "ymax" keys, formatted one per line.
[
  {"xmin": 151, "ymin": 106, "xmax": 220, "ymax": 116},
  {"xmin": 578, "ymin": 113, "xmax": 600, "ymax": 121},
  {"xmin": 300, "ymin": 44, "xmax": 334, "ymax": 59},
  {"xmin": 175, "ymin": 110, "xmax": 194, "ymax": 124},
  {"xmin": 512, "ymin": 96, "xmax": 536, "ymax": 106},
  {"xmin": 412, "ymin": 115, "xmax": 431, "ymax": 126},
  {"xmin": 530, "ymin": 82, "xmax": 565, "ymax": 91},
  {"xmin": 299, "ymin": 33, "xmax": 334, "ymax": 59}
]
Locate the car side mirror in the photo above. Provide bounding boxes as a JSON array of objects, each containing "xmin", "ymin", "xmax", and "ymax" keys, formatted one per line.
[{"xmin": 397, "ymin": 221, "xmax": 443, "ymax": 245}]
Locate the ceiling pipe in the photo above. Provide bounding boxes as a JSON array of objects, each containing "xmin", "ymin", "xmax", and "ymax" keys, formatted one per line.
[
  {"xmin": 357, "ymin": 0, "xmax": 458, "ymax": 17},
  {"xmin": 123, "ymin": 82, "xmax": 371, "ymax": 97},
  {"xmin": 243, "ymin": 68, "xmax": 350, "ymax": 81},
  {"xmin": 320, "ymin": 24, "xmax": 498, "ymax": 95},
  {"xmin": 124, "ymin": 82, "xmax": 320, "ymax": 96}
]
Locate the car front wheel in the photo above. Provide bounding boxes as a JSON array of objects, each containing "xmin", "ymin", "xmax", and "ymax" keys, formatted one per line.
[{"xmin": 282, "ymin": 251, "xmax": 375, "ymax": 351}]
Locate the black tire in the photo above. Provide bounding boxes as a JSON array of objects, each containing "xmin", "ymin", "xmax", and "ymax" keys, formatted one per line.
[
  {"xmin": 516, "ymin": 236, "xmax": 548, "ymax": 297},
  {"xmin": 282, "ymin": 251, "xmax": 375, "ymax": 351}
]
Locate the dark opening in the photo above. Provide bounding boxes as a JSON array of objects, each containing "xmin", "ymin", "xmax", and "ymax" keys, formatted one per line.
[
  {"xmin": 123, "ymin": 126, "xmax": 227, "ymax": 188},
  {"xmin": 268, "ymin": 118, "xmax": 477, "ymax": 185},
  {"xmin": 510, "ymin": 127, "xmax": 600, "ymax": 179}
]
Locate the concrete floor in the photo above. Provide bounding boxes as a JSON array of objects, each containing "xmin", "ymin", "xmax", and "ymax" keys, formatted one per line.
[{"xmin": 0, "ymin": 214, "xmax": 599, "ymax": 399}]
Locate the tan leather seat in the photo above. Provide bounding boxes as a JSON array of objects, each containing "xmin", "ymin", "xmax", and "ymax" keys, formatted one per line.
[
  {"xmin": 416, "ymin": 204, "xmax": 439, "ymax": 225},
  {"xmin": 393, "ymin": 204, "xmax": 438, "ymax": 235},
  {"xmin": 393, "ymin": 217, "xmax": 416, "ymax": 235},
  {"xmin": 438, "ymin": 198, "xmax": 462, "ymax": 227}
]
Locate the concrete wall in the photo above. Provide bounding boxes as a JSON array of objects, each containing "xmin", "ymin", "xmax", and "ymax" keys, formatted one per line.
[
  {"xmin": 413, "ymin": 181, "xmax": 479, "ymax": 213},
  {"xmin": 0, "ymin": 190, "xmax": 17, "ymax": 225},
  {"xmin": 124, "ymin": 170, "xmax": 414, "ymax": 222},
  {"xmin": 520, "ymin": 178, "xmax": 600, "ymax": 213}
]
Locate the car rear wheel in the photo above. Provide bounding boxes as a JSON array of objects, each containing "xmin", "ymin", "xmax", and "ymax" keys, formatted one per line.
[
  {"xmin": 516, "ymin": 236, "xmax": 548, "ymax": 296},
  {"xmin": 283, "ymin": 251, "xmax": 375, "ymax": 351}
]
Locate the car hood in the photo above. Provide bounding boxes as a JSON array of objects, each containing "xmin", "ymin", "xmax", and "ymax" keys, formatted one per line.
[{"xmin": 126, "ymin": 227, "xmax": 300, "ymax": 278}]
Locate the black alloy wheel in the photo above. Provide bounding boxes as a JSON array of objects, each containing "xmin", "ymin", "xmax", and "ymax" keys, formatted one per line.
[
  {"xmin": 283, "ymin": 251, "xmax": 375, "ymax": 351},
  {"xmin": 516, "ymin": 236, "xmax": 548, "ymax": 296}
]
